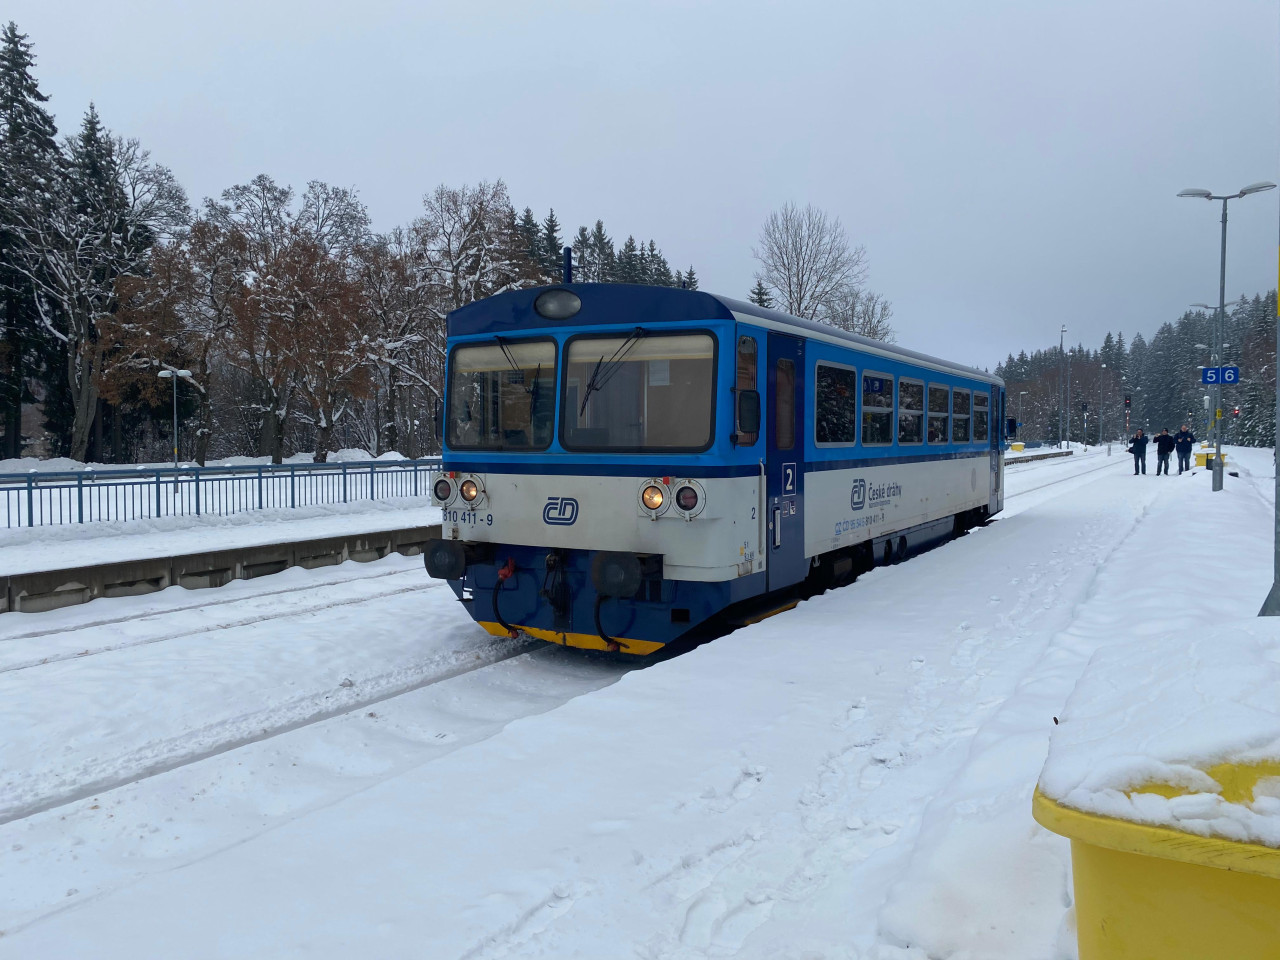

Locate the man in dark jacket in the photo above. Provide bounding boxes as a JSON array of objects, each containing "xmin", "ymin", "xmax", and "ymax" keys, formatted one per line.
[
  {"xmin": 1173, "ymin": 424, "xmax": 1197, "ymax": 474},
  {"xmin": 1128, "ymin": 429, "xmax": 1148, "ymax": 475},
  {"xmin": 1154, "ymin": 428, "xmax": 1176, "ymax": 475}
]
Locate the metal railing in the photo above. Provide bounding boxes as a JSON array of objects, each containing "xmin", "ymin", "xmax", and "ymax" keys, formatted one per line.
[{"xmin": 0, "ymin": 458, "xmax": 442, "ymax": 529}]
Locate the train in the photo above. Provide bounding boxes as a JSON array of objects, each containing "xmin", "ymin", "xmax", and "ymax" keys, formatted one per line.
[{"xmin": 424, "ymin": 283, "xmax": 1006, "ymax": 655}]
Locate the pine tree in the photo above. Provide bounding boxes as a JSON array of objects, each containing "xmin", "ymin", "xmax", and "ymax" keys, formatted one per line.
[
  {"xmin": 683, "ymin": 265, "xmax": 698, "ymax": 290},
  {"xmin": 0, "ymin": 21, "xmax": 60, "ymax": 457},
  {"xmin": 748, "ymin": 278, "xmax": 773, "ymax": 308},
  {"xmin": 674, "ymin": 269, "xmax": 684, "ymax": 289},
  {"xmin": 541, "ymin": 208, "xmax": 562, "ymax": 281},
  {"xmin": 516, "ymin": 207, "xmax": 541, "ymax": 277},
  {"xmin": 616, "ymin": 235, "xmax": 639, "ymax": 284},
  {"xmin": 572, "ymin": 226, "xmax": 590, "ymax": 280},
  {"xmin": 587, "ymin": 220, "xmax": 613, "ymax": 282},
  {"xmin": 647, "ymin": 240, "xmax": 673, "ymax": 286}
]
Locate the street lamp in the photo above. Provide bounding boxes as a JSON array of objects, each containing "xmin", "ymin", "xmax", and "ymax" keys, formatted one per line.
[
  {"xmin": 157, "ymin": 369, "xmax": 193, "ymax": 467},
  {"xmin": 1018, "ymin": 390, "xmax": 1029, "ymax": 439},
  {"xmin": 1178, "ymin": 180, "xmax": 1276, "ymax": 491}
]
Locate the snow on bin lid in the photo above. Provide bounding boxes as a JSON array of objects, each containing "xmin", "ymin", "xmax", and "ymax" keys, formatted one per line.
[{"xmin": 1038, "ymin": 623, "xmax": 1280, "ymax": 851}]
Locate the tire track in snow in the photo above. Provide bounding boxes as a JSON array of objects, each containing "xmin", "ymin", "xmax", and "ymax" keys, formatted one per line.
[{"xmin": 0, "ymin": 633, "xmax": 539, "ymax": 827}]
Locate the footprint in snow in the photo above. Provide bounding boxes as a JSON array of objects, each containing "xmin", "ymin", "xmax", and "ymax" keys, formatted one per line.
[
  {"xmin": 834, "ymin": 699, "xmax": 868, "ymax": 728},
  {"xmin": 732, "ymin": 765, "xmax": 766, "ymax": 800}
]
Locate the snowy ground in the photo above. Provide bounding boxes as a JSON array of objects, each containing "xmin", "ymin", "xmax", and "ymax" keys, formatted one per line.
[{"xmin": 0, "ymin": 446, "xmax": 1274, "ymax": 959}]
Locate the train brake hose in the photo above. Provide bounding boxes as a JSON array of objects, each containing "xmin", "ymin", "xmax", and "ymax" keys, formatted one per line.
[
  {"xmin": 593, "ymin": 594, "xmax": 621, "ymax": 652},
  {"xmin": 492, "ymin": 557, "xmax": 519, "ymax": 639}
]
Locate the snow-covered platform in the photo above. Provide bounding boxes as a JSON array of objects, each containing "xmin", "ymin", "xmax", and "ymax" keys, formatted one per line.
[
  {"xmin": 0, "ymin": 447, "xmax": 1273, "ymax": 958},
  {"xmin": 0, "ymin": 498, "xmax": 441, "ymax": 579}
]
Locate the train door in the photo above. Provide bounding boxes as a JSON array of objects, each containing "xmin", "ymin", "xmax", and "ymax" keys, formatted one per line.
[
  {"xmin": 766, "ymin": 332, "xmax": 807, "ymax": 591},
  {"xmin": 989, "ymin": 385, "xmax": 1002, "ymax": 512}
]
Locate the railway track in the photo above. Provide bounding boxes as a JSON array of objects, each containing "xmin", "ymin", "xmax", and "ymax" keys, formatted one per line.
[
  {"xmin": 1005, "ymin": 454, "xmax": 1122, "ymax": 499},
  {"xmin": 0, "ymin": 632, "xmax": 543, "ymax": 826},
  {"xmin": 0, "ymin": 574, "xmax": 441, "ymax": 674},
  {"xmin": 0, "ymin": 563, "xmax": 430, "ymax": 645}
]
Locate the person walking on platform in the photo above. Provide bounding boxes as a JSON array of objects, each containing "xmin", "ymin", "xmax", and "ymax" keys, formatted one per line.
[
  {"xmin": 1128, "ymin": 429, "xmax": 1148, "ymax": 475},
  {"xmin": 1154, "ymin": 428, "xmax": 1176, "ymax": 475},
  {"xmin": 1173, "ymin": 424, "xmax": 1197, "ymax": 474}
]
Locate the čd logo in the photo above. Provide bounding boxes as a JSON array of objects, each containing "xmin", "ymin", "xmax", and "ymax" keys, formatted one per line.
[
  {"xmin": 850, "ymin": 479, "xmax": 866, "ymax": 511},
  {"xmin": 543, "ymin": 496, "xmax": 579, "ymax": 525}
]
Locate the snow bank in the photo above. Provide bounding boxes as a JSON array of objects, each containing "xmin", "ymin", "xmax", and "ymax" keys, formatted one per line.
[{"xmin": 1038, "ymin": 622, "xmax": 1280, "ymax": 848}]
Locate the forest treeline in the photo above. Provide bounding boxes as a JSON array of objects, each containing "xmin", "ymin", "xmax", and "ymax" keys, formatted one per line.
[
  {"xmin": 0, "ymin": 24, "xmax": 701, "ymax": 464},
  {"xmin": 997, "ymin": 291, "xmax": 1278, "ymax": 447}
]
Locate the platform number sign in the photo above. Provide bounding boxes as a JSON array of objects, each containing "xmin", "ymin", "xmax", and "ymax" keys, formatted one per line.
[
  {"xmin": 782, "ymin": 462, "xmax": 797, "ymax": 495},
  {"xmin": 1202, "ymin": 366, "xmax": 1240, "ymax": 384}
]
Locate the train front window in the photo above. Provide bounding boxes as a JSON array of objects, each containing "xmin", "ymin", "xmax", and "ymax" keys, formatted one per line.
[
  {"xmin": 563, "ymin": 332, "xmax": 715, "ymax": 451},
  {"xmin": 447, "ymin": 339, "xmax": 556, "ymax": 450}
]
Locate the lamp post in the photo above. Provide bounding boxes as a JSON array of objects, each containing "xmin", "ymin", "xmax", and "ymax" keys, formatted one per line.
[
  {"xmin": 1178, "ymin": 181, "xmax": 1276, "ymax": 491},
  {"xmin": 1018, "ymin": 390, "xmax": 1029, "ymax": 439},
  {"xmin": 1058, "ymin": 325, "xmax": 1066, "ymax": 447},
  {"xmin": 157, "ymin": 369, "xmax": 193, "ymax": 467}
]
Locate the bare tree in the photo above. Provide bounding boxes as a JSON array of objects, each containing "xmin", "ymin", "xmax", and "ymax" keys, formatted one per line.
[
  {"xmin": 359, "ymin": 228, "xmax": 435, "ymax": 454},
  {"xmin": 821, "ymin": 287, "xmax": 896, "ymax": 343},
  {"xmin": 104, "ymin": 216, "xmax": 245, "ymax": 464},
  {"xmin": 752, "ymin": 202, "xmax": 867, "ymax": 321}
]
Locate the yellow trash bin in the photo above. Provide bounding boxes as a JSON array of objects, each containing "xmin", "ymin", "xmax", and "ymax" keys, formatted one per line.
[
  {"xmin": 1195, "ymin": 451, "xmax": 1228, "ymax": 468},
  {"xmin": 1033, "ymin": 765, "xmax": 1280, "ymax": 960},
  {"xmin": 1011, "ymin": 442, "xmax": 1025, "ymax": 452}
]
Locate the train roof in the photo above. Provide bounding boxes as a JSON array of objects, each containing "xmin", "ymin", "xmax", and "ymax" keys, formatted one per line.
[{"xmin": 447, "ymin": 283, "xmax": 1002, "ymax": 385}]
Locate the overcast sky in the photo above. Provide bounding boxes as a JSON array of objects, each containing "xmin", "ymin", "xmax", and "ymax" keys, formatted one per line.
[{"xmin": 9, "ymin": 0, "xmax": 1278, "ymax": 369}]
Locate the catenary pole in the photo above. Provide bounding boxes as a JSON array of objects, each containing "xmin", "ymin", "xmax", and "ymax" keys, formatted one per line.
[
  {"xmin": 1058, "ymin": 326, "xmax": 1065, "ymax": 447},
  {"xmin": 1260, "ymin": 209, "xmax": 1280, "ymax": 615},
  {"xmin": 1213, "ymin": 199, "xmax": 1228, "ymax": 490}
]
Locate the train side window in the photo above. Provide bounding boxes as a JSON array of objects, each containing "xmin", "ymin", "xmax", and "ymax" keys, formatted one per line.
[
  {"xmin": 973, "ymin": 391, "xmax": 990, "ymax": 442},
  {"xmin": 861, "ymin": 372, "xmax": 894, "ymax": 445},
  {"xmin": 898, "ymin": 379, "xmax": 924, "ymax": 444},
  {"xmin": 814, "ymin": 362, "xmax": 857, "ymax": 444},
  {"xmin": 927, "ymin": 384, "xmax": 950, "ymax": 443},
  {"xmin": 952, "ymin": 389, "xmax": 971, "ymax": 442},
  {"xmin": 736, "ymin": 336, "xmax": 759, "ymax": 445},
  {"xmin": 776, "ymin": 358, "xmax": 795, "ymax": 450}
]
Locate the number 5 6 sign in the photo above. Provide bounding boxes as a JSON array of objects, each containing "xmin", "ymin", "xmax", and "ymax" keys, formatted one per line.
[{"xmin": 1202, "ymin": 366, "xmax": 1240, "ymax": 384}]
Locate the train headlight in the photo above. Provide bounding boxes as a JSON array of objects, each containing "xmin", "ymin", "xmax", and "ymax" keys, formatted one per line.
[
  {"xmin": 433, "ymin": 478, "xmax": 453, "ymax": 502},
  {"xmin": 675, "ymin": 485, "xmax": 698, "ymax": 511},
  {"xmin": 460, "ymin": 479, "xmax": 479, "ymax": 502},
  {"xmin": 641, "ymin": 485, "xmax": 665, "ymax": 510}
]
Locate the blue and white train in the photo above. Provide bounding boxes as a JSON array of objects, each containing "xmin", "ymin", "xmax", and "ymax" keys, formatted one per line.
[{"xmin": 424, "ymin": 284, "xmax": 1005, "ymax": 655}]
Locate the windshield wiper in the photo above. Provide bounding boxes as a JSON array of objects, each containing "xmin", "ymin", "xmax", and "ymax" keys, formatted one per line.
[
  {"xmin": 578, "ymin": 327, "xmax": 647, "ymax": 417},
  {"xmin": 527, "ymin": 362, "xmax": 542, "ymax": 419}
]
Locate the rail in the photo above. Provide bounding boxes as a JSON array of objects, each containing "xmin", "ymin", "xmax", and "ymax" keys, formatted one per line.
[{"xmin": 0, "ymin": 458, "xmax": 442, "ymax": 529}]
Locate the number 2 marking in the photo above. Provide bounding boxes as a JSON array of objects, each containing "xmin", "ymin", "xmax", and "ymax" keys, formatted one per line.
[{"xmin": 782, "ymin": 463, "xmax": 796, "ymax": 494}]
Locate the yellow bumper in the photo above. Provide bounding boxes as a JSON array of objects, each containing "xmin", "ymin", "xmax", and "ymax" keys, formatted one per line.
[
  {"xmin": 1033, "ymin": 789, "xmax": 1280, "ymax": 959},
  {"xmin": 479, "ymin": 620, "xmax": 664, "ymax": 656}
]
